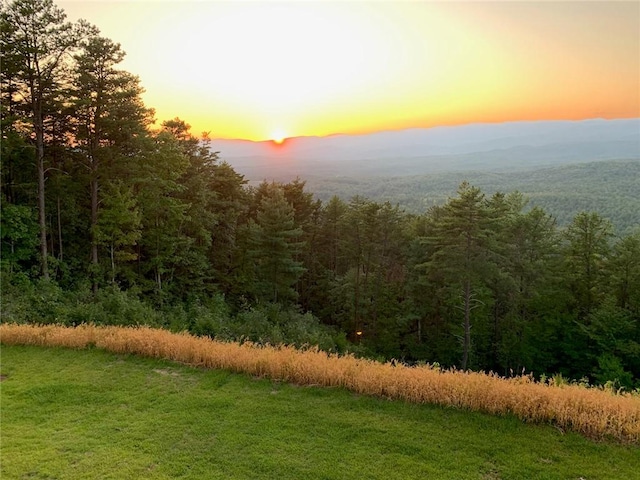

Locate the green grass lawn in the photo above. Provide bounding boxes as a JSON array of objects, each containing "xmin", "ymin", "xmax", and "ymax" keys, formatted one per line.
[{"xmin": 1, "ymin": 345, "xmax": 638, "ymax": 479}]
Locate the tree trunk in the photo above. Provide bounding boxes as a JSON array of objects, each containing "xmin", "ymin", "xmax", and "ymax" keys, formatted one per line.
[
  {"xmin": 91, "ymin": 172, "xmax": 99, "ymax": 293},
  {"xmin": 110, "ymin": 244, "xmax": 116, "ymax": 284},
  {"xmin": 57, "ymin": 196, "xmax": 63, "ymax": 261},
  {"xmin": 35, "ymin": 102, "xmax": 49, "ymax": 280},
  {"xmin": 462, "ymin": 278, "xmax": 471, "ymax": 370},
  {"xmin": 354, "ymin": 263, "xmax": 361, "ymax": 337}
]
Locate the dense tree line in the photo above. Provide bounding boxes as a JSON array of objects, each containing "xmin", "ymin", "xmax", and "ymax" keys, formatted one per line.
[{"xmin": 2, "ymin": 0, "xmax": 639, "ymax": 388}]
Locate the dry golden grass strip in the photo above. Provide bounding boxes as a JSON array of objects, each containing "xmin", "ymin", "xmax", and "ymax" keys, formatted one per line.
[{"xmin": 1, "ymin": 323, "xmax": 638, "ymax": 443}]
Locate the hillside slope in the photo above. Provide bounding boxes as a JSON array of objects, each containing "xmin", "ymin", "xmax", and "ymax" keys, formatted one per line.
[{"xmin": 2, "ymin": 345, "xmax": 638, "ymax": 479}]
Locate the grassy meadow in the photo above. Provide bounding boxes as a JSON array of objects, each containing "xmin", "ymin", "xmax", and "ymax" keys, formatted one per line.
[
  {"xmin": 2, "ymin": 344, "xmax": 639, "ymax": 480},
  {"xmin": 1, "ymin": 324, "xmax": 639, "ymax": 443}
]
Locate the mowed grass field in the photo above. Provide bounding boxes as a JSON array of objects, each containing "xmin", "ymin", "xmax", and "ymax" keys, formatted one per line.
[{"xmin": 1, "ymin": 345, "xmax": 638, "ymax": 479}]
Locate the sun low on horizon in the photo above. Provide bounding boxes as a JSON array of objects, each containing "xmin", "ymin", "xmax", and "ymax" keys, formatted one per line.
[
  {"xmin": 270, "ymin": 128, "xmax": 288, "ymax": 145},
  {"xmin": 59, "ymin": 0, "xmax": 639, "ymax": 142}
]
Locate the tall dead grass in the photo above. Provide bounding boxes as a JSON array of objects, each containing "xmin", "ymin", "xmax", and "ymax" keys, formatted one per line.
[{"xmin": 1, "ymin": 323, "xmax": 638, "ymax": 443}]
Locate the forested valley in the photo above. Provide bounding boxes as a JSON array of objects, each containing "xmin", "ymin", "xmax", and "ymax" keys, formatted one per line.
[
  {"xmin": 2, "ymin": 0, "xmax": 639, "ymax": 390},
  {"xmin": 304, "ymin": 159, "xmax": 640, "ymax": 236}
]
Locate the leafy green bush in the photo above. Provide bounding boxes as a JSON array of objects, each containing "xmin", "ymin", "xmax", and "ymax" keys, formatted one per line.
[
  {"xmin": 230, "ymin": 303, "xmax": 346, "ymax": 351},
  {"xmin": 172, "ymin": 295, "xmax": 232, "ymax": 337},
  {"xmin": 0, "ymin": 273, "xmax": 349, "ymax": 353},
  {"xmin": 0, "ymin": 273, "xmax": 64, "ymax": 324},
  {"xmin": 594, "ymin": 353, "xmax": 635, "ymax": 391},
  {"xmin": 0, "ymin": 274, "xmax": 159, "ymax": 327},
  {"xmin": 66, "ymin": 286, "xmax": 161, "ymax": 327}
]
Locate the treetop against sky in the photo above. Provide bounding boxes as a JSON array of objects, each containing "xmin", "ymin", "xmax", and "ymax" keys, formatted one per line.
[{"xmin": 59, "ymin": 0, "xmax": 639, "ymax": 142}]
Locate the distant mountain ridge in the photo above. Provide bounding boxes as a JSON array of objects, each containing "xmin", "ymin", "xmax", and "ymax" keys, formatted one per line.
[{"xmin": 210, "ymin": 118, "xmax": 640, "ymax": 181}]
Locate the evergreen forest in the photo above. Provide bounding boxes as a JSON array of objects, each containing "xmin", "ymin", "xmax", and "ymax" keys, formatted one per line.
[{"xmin": 2, "ymin": 0, "xmax": 639, "ymax": 390}]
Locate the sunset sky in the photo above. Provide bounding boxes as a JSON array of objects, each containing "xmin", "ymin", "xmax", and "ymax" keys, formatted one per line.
[{"xmin": 58, "ymin": 0, "xmax": 640, "ymax": 142}]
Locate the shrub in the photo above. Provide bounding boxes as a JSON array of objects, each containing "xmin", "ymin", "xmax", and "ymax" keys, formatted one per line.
[
  {"xmin": 0, "ymin": 275, "xmax": 160, "ymax": 327},
  {"xmin": 595, "ymin": 353, "xmax": 635, "ymax": 390},
  {"xmin": 231, "ymin": 303, "xmax": 344, "ymax": 351}
]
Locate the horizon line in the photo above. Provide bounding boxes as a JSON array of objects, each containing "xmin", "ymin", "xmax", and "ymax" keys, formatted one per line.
[{"xmin": 203, "ymin": 115, "xmax": 640, "ymax": 143}]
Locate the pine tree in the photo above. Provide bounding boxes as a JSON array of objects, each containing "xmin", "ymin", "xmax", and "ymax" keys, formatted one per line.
[
  {"xmin": 1, "ymin": 0, "xmax": 95, "ymax": 278},
  {"xmin": 71, "ymin": 34, "xmax": 151, "ymax": 291},
  {"xmin": 421, "ymin": 182, "xmax": 492, "ymax": 370},
  {"xmin": 564, "ymin": 212, "xmax": 613, "ymax": 318},
  {"xmin": 248, "ymin": 186, "xmax": 305, "ymax": 304}
]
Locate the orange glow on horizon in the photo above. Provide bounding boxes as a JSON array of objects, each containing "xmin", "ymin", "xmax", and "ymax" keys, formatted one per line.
[
  {"xmin": 267, "ymin": 138, "xmax": 289, "ymax": 152},
  {"xmin": 58, "ymin": 1, "xmax": 639, "ymax": 141}
]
